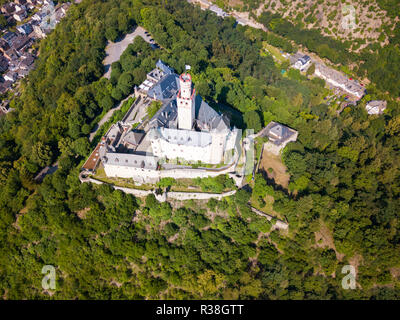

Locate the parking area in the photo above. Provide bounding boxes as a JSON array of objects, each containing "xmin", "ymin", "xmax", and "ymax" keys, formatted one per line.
[{"xmin": 103, "ymin": 26, "xmax": 157, "ymax": 78}]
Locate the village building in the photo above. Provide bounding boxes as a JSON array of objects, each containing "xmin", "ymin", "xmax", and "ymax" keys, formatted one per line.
[
  {"xmin": 0, "ymin": 79, "xmax": 13, "ymax": 94},
  {"xmin": 17, "ymin": 23, "xmax": 33, "ymax": 35},
  {"xmin": 260, "ymin": 121, "xmax": 298, "ymax": 156},
  {"xmin": 208, "ymin": 4, "xmax": 228, "ymax": 17},
  {"xmin": 0, "ymin": 54, "xmax": 9, "ymax": 72},
  {"xmin": 13, "ymin": 10, "xmax": 27, "ymax": 22},
  {"xmin": 14, "ymin": 4, "xmax": 27, "ymax": 13},
  {"xmin": 1, "ymin": 3, "xmax": 16, "ymax": 15},
  {"xmin": 4, "ymin": 70, "xmax": 17, "ymax": 82},
  {"xmin": 11, "ymin": 35, "xmax": 31, "ymax": 51},
  {"xmin": 293, "ymin": 55, "xmax": 311, "ymax": 71},
  {"xmin": 365, "ymin": 100, "xmax": 387, "ymax": 115},
  {"xmin": 0, "ymin": 40, "xmax": 10, "ymax": 54},
  {"xmin": 4, "ymin": 48, "xmax": 19, "ymax": 61},
  {"xmin": 314, "ymin": 63, "xmax": 365, "ymax": 100},
  {"xmin": 2, "ymin": 31, "xmax": 17, "ymax": 46}
]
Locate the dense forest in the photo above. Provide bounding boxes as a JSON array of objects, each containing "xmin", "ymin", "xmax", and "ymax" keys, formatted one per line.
[{"xmin": 0, "ymin": 0, "xmax": 399, "ymax": 299}]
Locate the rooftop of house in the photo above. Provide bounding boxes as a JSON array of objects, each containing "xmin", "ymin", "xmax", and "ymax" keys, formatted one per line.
[
  {"xmin": 263, "ymin": 121, "xmax": 298, "ymax": 146},
  {"xmin": 297, "ymin": 55, "xmax": 310, "ymax": 65},
  {"xmin": 20, "ymin": 53, "xmax": 34, "ymax": 67},
  {"xmin": 17, "ymin": 23, "xmax": 33, "ymax": 34},
  {"xmin": 366, "ymin": 100, "xmax": 387, "ymax": 115},
  {"xmin": 209, "ymin": 4, "xmax": 228, "ymax": 17},
  {"xmin": 195, "ymin": 95, "xmax": 230, "ymax": 132},
  {"xmin": 2, "ymin": 31, "xmax": 16, "ymax": 44},
  {"xmin": 147, "ymin": 73, "xmax": 179, "ymax": 101},
  {"xmin": 12, "ymin": 35, "xmax": 30, "ymax": 50},
  {"xmin": 0, "ymin": 40, "xmax": 10, "ymax": 51},
  {"xmin": 156, "ymin": 59, "xmax": 174, "ymax": 75},
  {"xmin": 149, "ymin": 99, "xmax": 178, "ymax": 129}
]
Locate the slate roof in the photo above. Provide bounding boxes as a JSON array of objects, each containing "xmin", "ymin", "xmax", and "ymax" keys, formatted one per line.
[
  {"xmin": 147, "ymin": 73, "xmax": 179, "ymax": 101},
  {"xmin": 17, "ymin": 23, "xmax": 33, "ymax": 35},
  {"xmin": 150, "ymin": 127, "xmax": 213, "ymax": 148},
  {"xmin": 2, "ymin": 32, "xmax": 17, "ymax": 45},
  {"xmin": 103, "ymin": 152, "xmax": 158, "ymax": 169},
  {"xmin": 264, "ymin": 121, "xmax": 297, "ymax": 145},
  {"xmin": 194, "ymin": 95, "xmax": 230, "ymax": 131},
  {"xmin": 298, "ymin": 55, "xmax": 310, "ymax": 65}
]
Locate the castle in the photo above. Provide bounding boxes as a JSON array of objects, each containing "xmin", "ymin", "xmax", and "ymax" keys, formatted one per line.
[{"xmin": 88, "ymin": 60, "xmax": 240, "ymax": 184}]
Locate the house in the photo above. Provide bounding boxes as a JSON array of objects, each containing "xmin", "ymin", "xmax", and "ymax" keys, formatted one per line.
[
  {"xmin": 209, "ymin": 4, "xmax": 228, "ymax": 17},
  {"xmin": 11, "ymin": 35, "xmax": 31, "ymax": 51},
  {"xmin": 1, "ymin": 3, "xmax": 15, "ymax": 15},
  {"xmin": 4, "ymin": 48, "xmax": 19, "ymax": 61},
  {"xmin": 17, "ymin": 23, "xmax": 33, "ymax": 35},
  {"xmin": 14, "ymin": 4, "xmax": 27, "ymax": 13},
  {"xmin": 260, "ymin": 121, "xmax": 298, "ymax": 155},
  {"xmin": 13, "ymin": 10, "xmax": 27, "ymax": 22},
  {"xmin": 20, "ymin": 53, "xmax": 35, "ymax": 69},
  {"xmin": 2, "ymin": 31, "xmax": 17, "ymax": 45},
  {"xmin": 314, "ymin": 63, "xmax": 365, "ymax": 100},
  {"xmin": 4, "ymin": 70, "xmax": 17, "ymax": 82},
  {"xmin": 0, "ymin": 79, "xmax": 13, "ymax": 94},
  {"xmin": 0, "ymin": 40, "xmax": 10, "ymax": 53},
  {"xmin": 0, "ymin": 100, "xmax": 10, "ymax": 113},
  {"xmin": 16, "ymin": 68, "xmax": 29, "ymax": 78},
  {"xmin": 31, "ymin": 11, "xmax": 44, "ymax": 21},
  {"xmin": 235, "ymin": 17, "xmax": 247, "ymax": 26},
  {"xmin": 293, "ymin": 55, "xmax": 311, "ymax": 71},
  {"xmin": 33, "ymin": 23, "xmax": 50, "ymax": 38},
  {"xmin": 365, "ymin": 100, "xmax": 387, "ymax": 115},
  {"xmin": 0, "ymin": 55, "xmax": 9, "ymax": 72},
  {"xmin": 6, "ymin": 15, "xmax": 15, "ymax": 25}
]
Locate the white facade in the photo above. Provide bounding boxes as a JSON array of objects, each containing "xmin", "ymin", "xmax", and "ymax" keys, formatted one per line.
[{"xmin": 314, "ymin": 65, "xmax": 365, "ymax": 99}]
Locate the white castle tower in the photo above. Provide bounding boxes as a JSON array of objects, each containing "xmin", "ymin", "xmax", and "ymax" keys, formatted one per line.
[{"xmin": 177, "ymin": 72, "xmax": 195, "ymax": 130}]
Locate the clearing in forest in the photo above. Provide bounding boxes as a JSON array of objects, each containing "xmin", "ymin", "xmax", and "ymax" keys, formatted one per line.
[{"xmin": 258, "ymin": 149, "xmax": 290, "ymax": 189}]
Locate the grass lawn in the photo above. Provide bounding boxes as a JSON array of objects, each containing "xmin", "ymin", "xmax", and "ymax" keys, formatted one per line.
[{"xmin": 261, "ymin": 42, "xmax": 288, "ymax": 64}]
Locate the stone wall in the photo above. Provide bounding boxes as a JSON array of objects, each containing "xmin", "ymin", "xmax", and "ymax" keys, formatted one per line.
[{"xmin": 80, "ymin": 174, "xmax": 236, "ymax": 202}]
